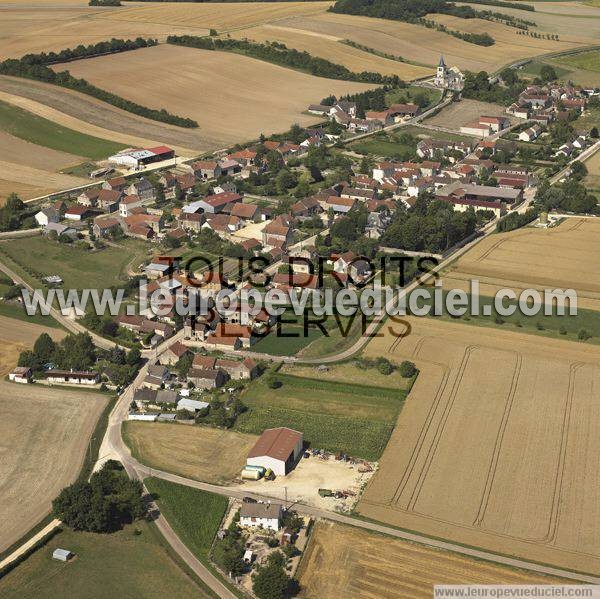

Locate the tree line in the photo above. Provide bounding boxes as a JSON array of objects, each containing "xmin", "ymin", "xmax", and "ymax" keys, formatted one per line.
[
  {"xmin": 166, "ymin": 35, "xmax": 404, "ymax": 85},
  {"xmin": 0, "ymin": 38, "xmax": 198, "ymax": 128},
  {"xmin": 329, "ymin": 0, "xmax": 537, "ymax": 42}
]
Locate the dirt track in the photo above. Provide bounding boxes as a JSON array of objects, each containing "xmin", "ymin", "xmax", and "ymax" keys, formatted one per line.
[
  {"xmin": 297, "ymin": 521, "xmax": 571, "ymax": 598},
  {"xmin": 360, "ymin": 317, "xmax": 600, "ymax": 573}
]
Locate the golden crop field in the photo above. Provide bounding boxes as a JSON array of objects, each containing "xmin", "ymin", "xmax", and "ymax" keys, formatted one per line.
[
  {"xmin": 297, "ymin": 521, "xmax": 571, "ymax": 598},
  {"xmin": 0, "ymin": 5, "xmax": 210, "ymax": 60},
  {"xmin": 122, "ymin": 421, "xmax": 258, "ymax": 485},
  {"xmin": 360, "ymin": 315, "xmax": 600, "ymax": 573},
  {"xmin": 227, "ymin": 24, "xmax": 433, "ymax": 80},
  {"xmin": 444, "ymin": 218, "xmax": 600, "ymax": 306},
  {"xmin": 96, "ymin": 1, "xmax": 333, "ymax": 32},
  {"xmin": 275, "ymin": 11, "xmax": 584, "ymax": 73},
  {"xmin": 463, "ymin": 1, "xmax": 600, "ymax": 38},
  {"xmin": 0, "ymin": 315, "xmax": 108, "ymax": 555},
  {"xmin": 53, "ymin": 44, "xmax": 374, "ymax": 148}
]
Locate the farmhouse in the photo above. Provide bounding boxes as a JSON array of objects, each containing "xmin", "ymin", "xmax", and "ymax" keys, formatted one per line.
[
  {"xmin": 35, "ymin": 207, "xmax": 59, "ymax": 228},
  {"xmin": 519, "ymin": 125, "xmax": 542, "ymax": 142},
  {"xmin": 240, "ymin": 502, "xmax": 283, "ymax": 532},
  {"xmin": 158, "ymin": 341, "xmax": 189, "ymax": 366},
  {"xmin": 65, "ymin": 206, "xmax": 92, "ymax": 221},
  {"xmin": 45, "ymin": 370, "xmax": 100, "ymax": 385},
  {"xmin": 93, "ymin": 216, "xmax": 121, "ymax": 238},
  {"xmin": 246, "ymin": 427, "xmax": 303, "ymax": 476},
  {"xmin": 197, "ymin": 192, "xmax": 242, "ymax": 214},
  {"xmin": 192, "ymin": 160, "xmax": 222, "ymax": 180},
  {"xmin": 9, "ymin": 366, "xmax": 32, "ymax": 384},
  {"xmin": 187, "ymin": 367, "xmax": 228, "ymax": 389},
  {"xmin": 437, "ymin": 182, "xmax": 522, "ymax": 216}
]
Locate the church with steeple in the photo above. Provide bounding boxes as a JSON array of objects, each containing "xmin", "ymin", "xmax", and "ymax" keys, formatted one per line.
[{"xmin": 433, "ymin": 55, "xmax": 464, "ymax": 91}]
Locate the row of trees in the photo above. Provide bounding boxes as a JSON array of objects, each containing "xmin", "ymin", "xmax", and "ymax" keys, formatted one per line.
[
  {"xmin": 166, "ymin": 36, "xmax": 403, "ymax": 86},
  {"xmin": 0, "ymin": 40, "xmax": 198, "ymax": 128}
]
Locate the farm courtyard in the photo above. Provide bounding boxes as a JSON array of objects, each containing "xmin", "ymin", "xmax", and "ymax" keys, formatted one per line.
[{"xmin": 360, "ymin": 316, "xmax": 600, "ymax": 573}]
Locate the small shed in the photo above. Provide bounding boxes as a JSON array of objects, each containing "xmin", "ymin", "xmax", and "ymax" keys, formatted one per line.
[{"xmin": 52, "ymin": 548, "xmax": 73, "ymax": 562}]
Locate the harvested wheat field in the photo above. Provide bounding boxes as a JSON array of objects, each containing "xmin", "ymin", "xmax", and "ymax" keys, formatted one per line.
[
  {"xmin": 273, "ymin": 12, "xmax": 583, "ymax": 73},
  {"xmin": 425, "ymin": 98, "xmax": 515, "ymax": 129},
  {"xmin": 0, "ymin": 382, "xmax": 107, "ymax": 553},
  {"xmin": 360, "ymin": 316, "xmax": 600, "ymax": 573},
  {"xmin": 228, "ymin": 24, "xmax": 432, "ymax": 80},
  {"xmin": 0, "ymin": 76, "xmax": 206, "ymax": 155},
  {"xmin": 53, "ymin": 44, "xmax": 374, "ymax": 147},
  {"xmin": 0, "ymin": 160, "xmax": 86, "ymax": 201},
  {"xmin": 0, "ymin": 315, "xmax": 104, "ymax": 554},
  {"xmin": 297, "ymin": 521, "xmax": 570, "ymax": 598},
  {"xmin": 0, "ymin": 4, "xmax": 210, "ymax": 59},
  {"xmin": 94, "ymin": 1, "xmax": 332, "ymax": 33},
  {"xmin": 442, "ymin": 217, "xmax": 600, "ymax": 308},
  {"xmin": 462, "ymin": 1, "xmax": 600, "ymax": 38},
  {"xmin": 0, "ymin": 315, "xmax": 65, "ymax": 374},
  {"xmin": 122, "ymin": 421, "xmax": 258, "ymax": 485}
]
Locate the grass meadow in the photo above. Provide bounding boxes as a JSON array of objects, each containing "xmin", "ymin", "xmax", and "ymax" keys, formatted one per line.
[
  {"xmin": 235, "ymin": 372, "xmax": 407, "ymax": 460},
  {"xmin": 0, "ymin": 521, "xmax": 212, "ymax": 599},
  {"xmin": 0, "ymin": 100, "xmax": 125, "ymax": 160}
]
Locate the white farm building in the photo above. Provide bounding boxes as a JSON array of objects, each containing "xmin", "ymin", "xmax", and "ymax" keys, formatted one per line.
[{"xmin": 246, "ymin": 427, "xmax": 303, "ymax": 476}]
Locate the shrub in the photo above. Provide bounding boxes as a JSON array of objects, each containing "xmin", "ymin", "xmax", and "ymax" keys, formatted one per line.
[
  {"xmin": 399, "ymin": 360, "xmax": 417, "ymax": 378},
  {"xmin": 578, "ymin": 328, "xmax": 591, "ymax": 340}
]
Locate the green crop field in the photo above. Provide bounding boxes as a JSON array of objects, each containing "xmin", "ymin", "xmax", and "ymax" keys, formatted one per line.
[
  {"xmin": 555, "ymin": 50, "xmax": 600, "ymax": 74},
  {"xmin": 0, "ymin": 521, "xmax": 212, "ymax": 599},
  {"xmin": 0, "ymin": 237, "xmax": 147, "ymax": 292},
  {"xmin": 0, "ymin": 100, "xmax": 125, "ymax": 160},
  {"xmin": 144, "ymin": 478, "xmax": 227, "ymax": 563},
  {"xmin": 235, "ymin": 373, "xmax": 407, "ymax": 460}
]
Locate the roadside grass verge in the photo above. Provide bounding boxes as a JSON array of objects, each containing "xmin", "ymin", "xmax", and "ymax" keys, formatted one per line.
[
  {"xmin": 236, "ymin": 372, "xmax": 407, "ymax": 460},
  {"xmin": 145, "ymin": 478, "xmax": 228, "ymax": 562},
  {"xmin": 419, "ymin": 290, "xmax": 600, "ymax": 343},
  {"xmin": 0, "ymin": 100, "xmax": 125, "ymax": 160}
]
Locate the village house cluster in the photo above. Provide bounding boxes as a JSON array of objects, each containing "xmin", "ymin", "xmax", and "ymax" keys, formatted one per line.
[
  {"xmin": 308, "ymin": 98, "xmax": 420, "ymax": 133},
  {"xmin": 507, "ymin": 81, "xmax": 593, "ymax": 158}
]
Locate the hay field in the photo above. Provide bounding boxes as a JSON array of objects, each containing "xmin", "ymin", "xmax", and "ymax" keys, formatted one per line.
[
  {"xmin": 53, "ymin": 44, "xmax": 374, "ymax": 147},
  {"xmin": 359, "ymin": 316, "xmax": 600, "ymax": 573},
  {"xmin": 274, "ymin": 12, "xmax": 583, "ymax": 73},
  {"xmin": 297, "ymin": 521, "xmax": 570, "ymax": 598},
  {"xmin": 0, "ymin": 316, "xmax": 107, "ymax": 554},
  {"xmin": 443, "ymin": 218, "xmax": 600, "ymax": 306},
  {"xmin": 227, "ymin": 24, "xmax": 432, "ymax": 80},
  {"xmin": 122, "ymin": 421, "xmax": 258, "ymax": 485},
  {"xmin": 426, "ymin": 98, "xmax": 514, "ymax": 129}
]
